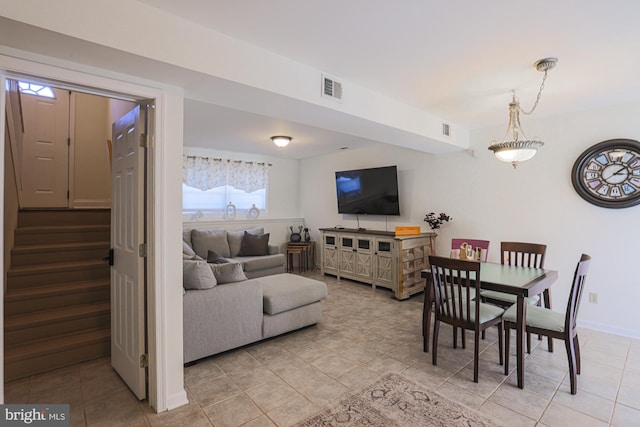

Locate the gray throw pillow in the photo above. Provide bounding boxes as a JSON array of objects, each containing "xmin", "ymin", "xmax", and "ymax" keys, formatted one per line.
[
  {"xmin": 227, "ymin": 227, "xmax": 264, "ymax": 257},
  {"xmin": 183, "ymin": 241, "xmax": 196, "ymax": 257},
  {"xmin": 239, "ymin": 231, "xmax": 270, "ymax": 256},
  {"xmin": 183, "ymin": 259, "xmax": 217, "ymax": 290},
  {"xmin": 207, "ymin": 250, "xmax": 231, "ymax": 264},
  {"xmin": 210, "ymin": 262, "xmax": 247, "ymax": 284},
  {"xmin": 191, "ymin": 228, "xmax": 230, "ymax": 258}
]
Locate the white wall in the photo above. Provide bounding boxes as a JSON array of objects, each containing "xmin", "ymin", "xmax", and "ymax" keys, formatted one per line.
[{"xmin": 300, "ymin": 102, "xmax": 640, "ymax": 338}]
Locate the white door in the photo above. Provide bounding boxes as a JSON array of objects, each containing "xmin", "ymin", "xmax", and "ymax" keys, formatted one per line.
[
  {"xmin": 111, "ymin": 105, "xmax": 146, "ymax": 400},
  {"xmin": 19, "ymin": 86, "xmax": 70, "ymax": 207}
]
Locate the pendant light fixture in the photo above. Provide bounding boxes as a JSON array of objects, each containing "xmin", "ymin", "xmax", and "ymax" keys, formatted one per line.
[{"xmin": 488, "ymin": 57, "xmax": 558, "ymax": 168}]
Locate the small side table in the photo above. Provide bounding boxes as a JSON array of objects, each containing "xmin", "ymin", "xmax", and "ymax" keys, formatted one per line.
[{"xmin": 286, "ymin": 241, "xmax": 315, "ymax": 273}]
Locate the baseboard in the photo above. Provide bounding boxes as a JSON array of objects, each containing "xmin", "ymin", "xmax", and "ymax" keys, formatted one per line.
[
  {"xmin": 71, "ymin": 199, "xmax": 111, "ymax": 209},
  {"xmin": 164, "ymin": 389, "xmax": 189, "ymax": 411},
  {"xmin": 579, "ymin": 320, "xmax": 640, "ymax": 340}
]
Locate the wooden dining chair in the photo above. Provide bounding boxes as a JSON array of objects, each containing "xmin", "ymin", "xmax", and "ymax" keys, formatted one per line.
[
  {"xmin": 503, "ymin": 254, "xmax": 591, "ymax": 394},
  {"xmin": 427, "ymin": 255, "xmax": 504, "ymax": 383},
  {"xmin": 480, "ymin": 242, "xmax": 549, "ymax": 350}
]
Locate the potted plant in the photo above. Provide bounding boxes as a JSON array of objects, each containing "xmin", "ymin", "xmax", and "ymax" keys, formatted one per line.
[{"xmin": 424, "ymin": 212, "xmax": 452, "ymax": 230}]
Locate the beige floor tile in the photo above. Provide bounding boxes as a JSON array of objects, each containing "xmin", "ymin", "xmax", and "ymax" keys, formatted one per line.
[
  {"xmin": 184, "ymin": 358, "xmax": 225, "ymax": 388},
  {"xmin": 540, "ymin": 402, "xmax": 609, "ymax": 427},
  {"xmin": 84, "ymin": 387, "xmax": 148, "ymax": 427},
  {"xmin": 241, "ymin": 415, "xmax": 277, "ymax": 427},
  {"xmin": 245, "ymin": 380, "xmax": 300, "ymax": 412},
  {"xmin": 310, "ymin": 353, "xmax": 357, "ymax": 378},
  {"xmin": 617, "ymin": 384, "xmax": 640, "ymax": 411},
  {"xmin": 552, "ymin": 384, "xmax": 614, "ymax": 423},
  {"xmin": 336, "ymin": 365, "xmax": 382, "ymax": 390},
  {"xmin": 204, "ymin": 394, "xmax": 262, "ymax": 427},
  {"xmin": 611, "ymin": 403, "xmax": 640, "ymax": 426},
  {"xmin": 302, "ymin": 379, "xmax": 350, "ymax": 406},
  {"xmin": 478, "ymin": 401, "xmax": 536, "ymax": 427},
  {"xmin": 189, "ymin": 375, "xmax": 242, "ymax": 408},
  {"xmin": 229, "ymin": 367, "xmax": 281, "ymax": 390},
  {"xmin": 489, "ymin": 383, "xmax": 550, "ymax": 420},
  {"xmin": 435, "ymin": 382, "xmax": 486, "ymax": 409},
  {"xmin": 266, "ymin": 395, "xmax": 319, "ymax": 427}
]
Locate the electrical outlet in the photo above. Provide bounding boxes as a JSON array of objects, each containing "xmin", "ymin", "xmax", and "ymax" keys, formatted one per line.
[{"xmin": 589, "ymin": 292, "xmax": 598, "ymax": 304}]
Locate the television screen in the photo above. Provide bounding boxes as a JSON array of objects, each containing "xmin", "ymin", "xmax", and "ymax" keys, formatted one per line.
[{"xmin": 335, "ymin": 166, "xmax": 400, "ymax": 215}]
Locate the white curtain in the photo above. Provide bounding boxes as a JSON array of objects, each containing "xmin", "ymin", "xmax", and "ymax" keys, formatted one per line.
[{"xmin": 183, "ymin": 156, "xmax": 269, "ymax": 192}]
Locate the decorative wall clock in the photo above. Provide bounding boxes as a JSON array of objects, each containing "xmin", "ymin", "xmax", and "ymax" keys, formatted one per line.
[{"xmin": 571, "ymin": 139, "xmax": 640, "ymax": 208}]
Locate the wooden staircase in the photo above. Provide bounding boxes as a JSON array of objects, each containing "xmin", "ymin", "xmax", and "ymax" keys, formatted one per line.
[{"xmin": 5, "ymin": 209, "xmax": 111, "ymax": 382}]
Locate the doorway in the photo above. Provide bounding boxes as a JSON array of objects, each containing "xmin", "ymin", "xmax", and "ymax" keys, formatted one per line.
[{"xmin": 0, "ymin": 54, "xmax": 185, "ymax": 412}]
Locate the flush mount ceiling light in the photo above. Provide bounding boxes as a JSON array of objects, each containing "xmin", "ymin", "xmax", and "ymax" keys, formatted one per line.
[
  {"xmin": 271, "ymin": 135, "xmax": 292, "ymax": 148},
  {"xmin": 488, "ymin": 57, "xmax": 558, "ymax": 169}
]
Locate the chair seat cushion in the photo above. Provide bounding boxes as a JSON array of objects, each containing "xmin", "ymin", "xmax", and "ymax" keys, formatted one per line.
[
  {"xmin": 503, "ymin": 304, "xmax": 565, "ymax": 332},
  {"xmin": 438, "ymin": 298, "xmax": 504, "ymax": 323},
  {"xmin": 480, "ymin": 290, "xmax": 540, "ymax": 306}
]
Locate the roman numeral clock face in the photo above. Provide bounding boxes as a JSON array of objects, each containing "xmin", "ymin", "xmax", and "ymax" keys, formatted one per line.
[{"xmin": 571, "ymin": 139, "xmax": 640, "ymax": 208}]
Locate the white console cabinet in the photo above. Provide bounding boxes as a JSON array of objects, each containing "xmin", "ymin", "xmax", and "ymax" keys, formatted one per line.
[{"xmin": 319, "ymin": 228, "xmax": 435, "ymax": 300}]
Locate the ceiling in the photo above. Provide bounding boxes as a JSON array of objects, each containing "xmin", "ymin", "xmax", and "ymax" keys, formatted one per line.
[
  {"xmin": 143, "ymin": 0, "xmax": 640, "ymax": 158},
  {"xmin": 6, "ymin": 2, "xmax": 640, "ymax": 159}
]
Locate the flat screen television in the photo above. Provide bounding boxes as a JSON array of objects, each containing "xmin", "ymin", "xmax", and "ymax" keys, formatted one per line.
[{"xmin": 335, "ymin": 165, "xmax": 400, "ymax": 215}]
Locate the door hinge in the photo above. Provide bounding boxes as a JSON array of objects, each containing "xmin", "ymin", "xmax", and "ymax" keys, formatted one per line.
[
  {"xmin": 67, "ymin": 137, "xmax": 71, "ymax": 146},
  {"xmin": 139, "ymin": 133, "xmax": 148, "ymax": 148},
  {"xmin": 140, "ymin": 353, "xmax": 149, "ymax": 368},
  {"xmin": 138, "ymin": 243, "xmax": 147, "ymax": 257}
]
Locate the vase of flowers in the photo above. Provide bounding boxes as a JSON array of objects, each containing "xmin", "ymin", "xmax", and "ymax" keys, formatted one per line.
[{"xmin": 424, "ymin": 212, "xmax": 452, "ymax": 230}]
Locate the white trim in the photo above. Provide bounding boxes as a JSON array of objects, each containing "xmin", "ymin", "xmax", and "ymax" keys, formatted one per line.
[
  {"xmin": 68, "ymin": 92, "xmax": 76, "ymax": 209},
  {"xmin": 0, "ymin": 73, "xmax": 6, "ymax": 402},
  {"xmin": 579, "ymin": 320, "xmax": 640, "ymax": 340},
  {"xmin": 0, "ymin": 52, "xmax": 185, "ymax": 412},
  {"xmin": 71, "ymin": 199, "xmax": 111, "ymax": 209}
]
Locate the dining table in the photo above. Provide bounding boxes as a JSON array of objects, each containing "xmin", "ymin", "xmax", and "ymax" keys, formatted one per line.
[{"xmin": 421, "ymin": 261, "xmax": 558, "ymax": 389}]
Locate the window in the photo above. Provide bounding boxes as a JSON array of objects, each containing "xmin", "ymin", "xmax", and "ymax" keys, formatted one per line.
[
  {"xmin": 183, "ymin": 156, "xmax": 269, "ymax": 217},
  {"xmin": 18, "ymin": 81, "xmax": 55, "ymax": 98}
]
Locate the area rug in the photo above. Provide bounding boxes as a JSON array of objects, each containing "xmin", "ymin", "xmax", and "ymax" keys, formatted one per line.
[{"xmin": 295, "ymin": 373, "xmax": 500, "ymax": 427}]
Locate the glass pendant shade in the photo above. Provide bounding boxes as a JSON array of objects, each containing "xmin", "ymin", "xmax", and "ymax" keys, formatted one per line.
[
  {"xmin": 271, "ymin": 136, "xmax": 291, "ymax": 147},
  {"xmin": 488, "ymin": 96, "xmax": 543, "ymax": 168}
]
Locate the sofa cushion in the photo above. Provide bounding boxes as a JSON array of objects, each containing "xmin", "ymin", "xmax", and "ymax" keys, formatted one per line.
[
  {"xmin": 233, "ymin": 254, "xmax": 285, "ymax": 272},
  {"xmin": 207, "ymin": 250, "xmax": 231, "ymax": 264},
  {"xmin": 239, "ymin": 231, "xmax": 270, "ymax": 256},
  {"xmin": 228, "ymin": 227, "xmax": 264, "ymax": 257},
  {"xmin": 191, "ymin": 228, "xmax": 230, "ymax": 258},
  {"xmin": 210, "ymin": 262, "xmax": 247, "ymax": 284},
  {"xmin": 183, "ymin": 259, "xmax": 217, "ymax": 290},
  {"xmin": 259, "ymin": 273, "xmax": 328, "ymax": 315}
]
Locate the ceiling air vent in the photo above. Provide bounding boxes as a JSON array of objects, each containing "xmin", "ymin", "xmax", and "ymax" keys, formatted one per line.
[
  {"xmin": 322, "ymin": 74, "xmax": 343, "ymax": 102},
  {"xmin": 442, "ymin": 123, "xmax": 451, "ymax": 137}
]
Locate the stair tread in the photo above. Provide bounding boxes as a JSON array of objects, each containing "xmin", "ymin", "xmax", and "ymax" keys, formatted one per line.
[
  {"xmin": 5, "ymin": 301, "xmax": 110, "ymax": 330},
  {"xmin": 5, "ymin": 329, "xmax": 110, "ymax": 362},
  {"xmin": 8, "ymin": 259, "xmax": 109, "ymax": 275},
  {"xmin": 12, "ymin": 241, "xmax": 110, "ymax": 253},
  {"xmin": 5, "ymin": 280, "xmax": 110, "ymax": 300},
  {"xmin": 16, "ymin": 224, "xmax": 110, "ymax": 233}
]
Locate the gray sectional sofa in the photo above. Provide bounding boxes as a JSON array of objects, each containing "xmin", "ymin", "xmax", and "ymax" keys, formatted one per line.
[{"xmin": 182, "ymin": 227, "xmax": 328, "ymax": 363}]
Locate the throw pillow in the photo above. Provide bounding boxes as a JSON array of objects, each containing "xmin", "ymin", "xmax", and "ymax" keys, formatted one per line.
[
  {"xmin": 191, "ymin": 228, "xmax": 231, "ymax": 258},
  {"xmin": 239, "ymin": 231, "xmax": 270, "ymax": 256},
  {"xmin": 207, "ymin": 249, "xmax": 231, "ymax": 264},
  {"xmin": 210, "ymin": 262, "xmax": 247, "ymax": 284},
  {"xmin": 183, "ymin": 259, "xmax": 217, "ymax": 290},
  {"xmin": 227, "ymin": 227, "xmax": 264, "ymax": 257},
  {"xmin": 183, "ymin": 241, "xmax": 196, "ymax": 257}
]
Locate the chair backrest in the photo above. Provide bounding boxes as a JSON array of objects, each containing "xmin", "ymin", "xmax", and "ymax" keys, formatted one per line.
[
  {"xmin": 501, "ymin": 242, "xmax": 547, "ymax": 268},
  {"xmin": 565, "ymin": 254, "xmax": 591, "ymax": 333},
  {"xmin": 429, "ymin": 255, "xmax": 481, "ymax": 328},
  {"xmin": 451, "ymin": 239, "xmax": 490, "ymax": 262}
]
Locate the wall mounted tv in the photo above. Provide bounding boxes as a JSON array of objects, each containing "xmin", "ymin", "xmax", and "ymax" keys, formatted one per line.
[{"xmin": 335, "ymin": 165, "xmax": 400, "ymax": 215}]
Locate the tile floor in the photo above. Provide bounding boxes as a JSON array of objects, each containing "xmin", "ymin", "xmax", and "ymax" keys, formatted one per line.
[{"xmin": 5, "ymin": 271, "xmax": 640, "ymax": 426}]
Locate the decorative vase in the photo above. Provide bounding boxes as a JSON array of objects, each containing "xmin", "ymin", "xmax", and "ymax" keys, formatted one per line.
[
  {"xmin": 289, "ymin": 225, "xmax": 303, "ymax": 242},
  {"xmin": 303, "ymin": 228, "xmax": 310, "ymax": 242}
]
